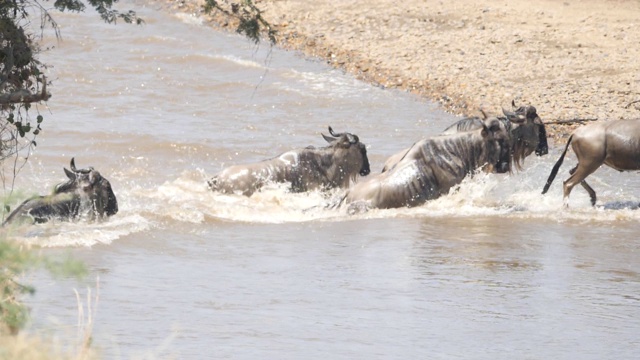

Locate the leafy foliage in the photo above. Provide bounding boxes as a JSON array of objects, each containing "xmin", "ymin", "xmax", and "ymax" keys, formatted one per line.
[
  {"xmin": 0, "ymin": 0, "xmax": 142, "ymax": 164},
  {"xmin": 1, "ymin": 239, "xmax": 86, "ymax": 335},
  {"xmin": 203, "ymin": 0, "xmax": 276, "ymax": 45},
  {"xmin": 0, "ymin": 0, "xmax": 138, "ymax": 338}
]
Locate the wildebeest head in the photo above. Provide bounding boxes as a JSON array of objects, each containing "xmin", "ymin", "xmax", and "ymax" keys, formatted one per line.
[
  {"xmin": 60, "ymin": 158, "xmax": 119, "ymax": 217},
  {"xmin": 502, "ymin": 101, "xmax": 549, "ymax": 168},
  {"xmin": 322, "ymin": 126, "xmax": 371, "ymax": 177},
  {"xmin": 2, "ymin": 158, "xmax": 118, "ymax": 226},
  {"xmin": 482, "ymin": 117, "xmax": 512, "ymax": 174}
]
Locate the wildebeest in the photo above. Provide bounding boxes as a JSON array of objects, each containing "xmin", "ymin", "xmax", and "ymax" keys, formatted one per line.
[
  {"xmin": 335, "ymin": 117, "xmax": 510, "ymax": 211},
  {"xmin": 542, "ymin": 119, "xmax": 640, "ymax": 206},
  {"xmin": 2, "ymin": 158, "xmax": 118, "ymax": 226},
  {"xmin": 207, "ymin": 126, "xmax": 370, "ymax": 196},
  {"xmin": 381, "ymin": 102, "xmax": 548, "ymax": 173}
]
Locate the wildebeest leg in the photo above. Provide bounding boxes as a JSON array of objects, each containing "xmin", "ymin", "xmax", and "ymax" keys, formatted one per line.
[
  {"xmin": 563, "ymin": 162, "xmax": 600, "ymax": 206},
  {"xmin": 568, "ymin": 166, "xmax": 597, "ymax": 206},
  {"xmin": 580, "ymin": 181, "xmax": 597, "ymax": 206},
  {"xmin": 346, "ymin": 201, "xmax": 371, "ymax": 215}
]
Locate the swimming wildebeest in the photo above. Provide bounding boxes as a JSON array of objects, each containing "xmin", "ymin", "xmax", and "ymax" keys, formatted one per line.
[
  {"xmin": 334, "ymin": 117, "xmax": 511, "ymax": 212},
  {"xmin": 381, "ymin": 101, "xmax": 548, "ymax": 173},
  {"xmin": 542, "ymin": 119, "xmax": 640, "ymax": 206},
  {"xmin": 2, "ymin": 158, "xmax": 118, "ymax": 226},
  {"xmin": 443, "ymin": 102, "xmax": 548, "ymax": 161},
  {"xmin": 207, "ymin": 126, "xmax": 370, "ymax": 196}
]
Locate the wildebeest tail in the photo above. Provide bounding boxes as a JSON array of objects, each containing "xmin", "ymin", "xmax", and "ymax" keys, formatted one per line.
[
  {"xmin": 1, "ymin": 200, "xmax": 27, "ymax": 226},
  {"xmin": 541, "ymin": 135, "xmax": 573, "ymax": 194}
]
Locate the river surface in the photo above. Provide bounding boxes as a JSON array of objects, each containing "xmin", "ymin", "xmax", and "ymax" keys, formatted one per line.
[{"xmin": 7, "ymin": 1, "xmax": 640, "ymax": 359}]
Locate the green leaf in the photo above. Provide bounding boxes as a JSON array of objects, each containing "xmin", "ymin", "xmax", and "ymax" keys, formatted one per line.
[{"xmin": 36, "ymin": 115, "xmax": 43, "ymax": 123}]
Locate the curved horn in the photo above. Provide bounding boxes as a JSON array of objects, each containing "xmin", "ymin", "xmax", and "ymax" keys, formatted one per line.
[
  {"xmin": 322, "ymin": 133, "xmax": 337, "ymax": 143},
  {"xmin": 328, "ymin": 126, "xmax": 345, "ymax": 137},
  {"xmin": 511, "ymin": 99, "xmax": 517, "ymax": 109},
  {"xmin": 502, "ymin": 108, "xmax": 525, "ymax": 123},
  {"xmin": 69, "ymin": 157, "xmax": 92, "ymax": 174},
  {"xmin": 347, "ymin": 134, "xmax": 359, "ymax": 144},
  {"xmin": 64, "ymin": 167, "xmax": 76, "ymax": 181},
  {"xmin": 502, "ymin": 107, "xmax": 516, "ymax": 118}
]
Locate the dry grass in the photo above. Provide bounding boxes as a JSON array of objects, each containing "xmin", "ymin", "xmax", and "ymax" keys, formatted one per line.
[
  {"xmin": 0, "ymin": 278, "xmax": 100, "ymax": 360},
  {"xmin": 73, "ymin": 277, "xmax": 99, "ymax": 360}
]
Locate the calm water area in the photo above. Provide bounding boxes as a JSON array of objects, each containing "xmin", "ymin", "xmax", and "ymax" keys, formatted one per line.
[{"xmin": 6, "ymin": 1, "xmax": 640, "ymax": 359}]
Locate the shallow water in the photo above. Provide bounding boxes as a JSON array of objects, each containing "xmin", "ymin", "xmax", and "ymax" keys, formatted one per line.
[{"xmin": 8, "ymin": 1, "xmax": 640, "ymax": 359}]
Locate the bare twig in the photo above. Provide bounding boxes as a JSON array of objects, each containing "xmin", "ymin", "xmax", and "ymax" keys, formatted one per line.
[
  {"xmin": 0, "ymin": 78, "xmax": 50, "ymax": 105},
  {"xmin": 543, "ymin": 118, "xmax": 598, "ymax": 125},
  {"xmin": 625, "ymin": 100, "xmax": 640, "ymax": 109}
]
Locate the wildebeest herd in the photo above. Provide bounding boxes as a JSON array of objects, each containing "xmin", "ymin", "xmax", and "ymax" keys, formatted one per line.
[{"xmin": 3, "ymin": 102, "xmax": 640, "ymax": 226}]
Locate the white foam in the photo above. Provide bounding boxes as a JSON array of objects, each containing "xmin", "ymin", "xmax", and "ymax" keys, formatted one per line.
[
  {"xmin": 6, "ymin": 214, "xmax": 152, "ymax": 248},
  {"xmin": 8, "ymin": 161, "xmax": 640, "ymax": 248},
  {"xmin": 173, "ymin": 12, "xmax": 204, "ymax": 26}
]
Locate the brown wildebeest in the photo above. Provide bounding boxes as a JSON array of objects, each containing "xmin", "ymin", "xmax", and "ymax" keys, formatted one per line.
[
  {"xmin": 382, "ymin": 101, "xmax": 548, "ymax": 173},
  {"xmin": 208, "ymin": 126, "xmax": 370, "ymax": 196},
  {"xmin": 542, "ymin": 119, "xmax": 640, "ymax": 206},
  {"xmin": 333, "ymin": 117, "xmax": 511, "ymax": 212},
  {"xmin": 3, "ymin": 158, "xmax": 118, "ymax": 226}
]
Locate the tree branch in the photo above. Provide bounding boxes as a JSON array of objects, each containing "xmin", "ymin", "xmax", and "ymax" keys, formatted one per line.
[
  {"xmin": 625, "ymin": 100, "xmax": 640, "ymax": 109},
  {"xmin": 0, "ymin": 78, "xmax": 50, "ymax": 105},
  {"xmin": 543, "ymin": 118, "xmax": 598, "ymax": 125}
]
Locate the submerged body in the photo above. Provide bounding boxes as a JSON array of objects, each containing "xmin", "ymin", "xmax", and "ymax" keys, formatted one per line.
[
  {"xmin": 3, "ymin": 158, "xmax": 118, "ymax": 226},
  {"xmin": 208, "ymin": 127, "xmax": 370, "ymax": 196},
  {"xmin": 542, "ymin": 119, "xmax": 640, "ymax": 206},
  {"xmin": 341, "ymin": 118, "xmax": 510, "ymax": 211}
]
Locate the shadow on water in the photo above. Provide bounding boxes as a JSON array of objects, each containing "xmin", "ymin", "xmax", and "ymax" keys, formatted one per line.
[{"xmin": 599, "ymin": 200, "xmax": 640, "ymax": 210}]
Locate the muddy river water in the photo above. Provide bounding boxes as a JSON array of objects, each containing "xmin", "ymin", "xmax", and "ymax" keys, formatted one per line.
[{"xmin": 6, "ymin": 1, "xmax": 640, "ymax": 359}]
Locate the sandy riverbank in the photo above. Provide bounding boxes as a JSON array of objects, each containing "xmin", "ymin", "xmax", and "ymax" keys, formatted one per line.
[{"xmin": 156, "ymin": 0, "xmax": 640, "ymax": 139}]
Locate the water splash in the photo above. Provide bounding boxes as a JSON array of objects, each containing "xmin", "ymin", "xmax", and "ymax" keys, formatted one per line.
[{"xmin": 6, "ymin": 160, "xmax": 640, "ymax": 248}]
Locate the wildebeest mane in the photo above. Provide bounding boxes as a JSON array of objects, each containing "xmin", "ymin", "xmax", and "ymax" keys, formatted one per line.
[{"xmin": 429, "ymin": 130, "xmax": 499, "ymax": 177}]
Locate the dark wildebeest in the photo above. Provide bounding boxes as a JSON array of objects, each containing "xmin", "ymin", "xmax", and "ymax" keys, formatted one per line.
[
  {"xmin": 381, "ymin": 102, "xmax": 548, "ymax": 173},
  {"xmin": 334, "ymin": 117, "xmax": 511, "ymax": 212},
  {"xmin": 208, "ymin": 126, "xmax": 370, "ymax": 196},
  {"xmin": 542, "ymin": 119, "xmax": 640, "ymax": 206},
  {"xmin": 3, "ymin": 158, "xmax": 118, "ymax": 226}
]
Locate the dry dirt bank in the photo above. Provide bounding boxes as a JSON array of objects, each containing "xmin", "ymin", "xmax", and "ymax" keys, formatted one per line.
[{"xmin": 157, "ymin": 0, "xmax": 640, "ymax": 140}]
